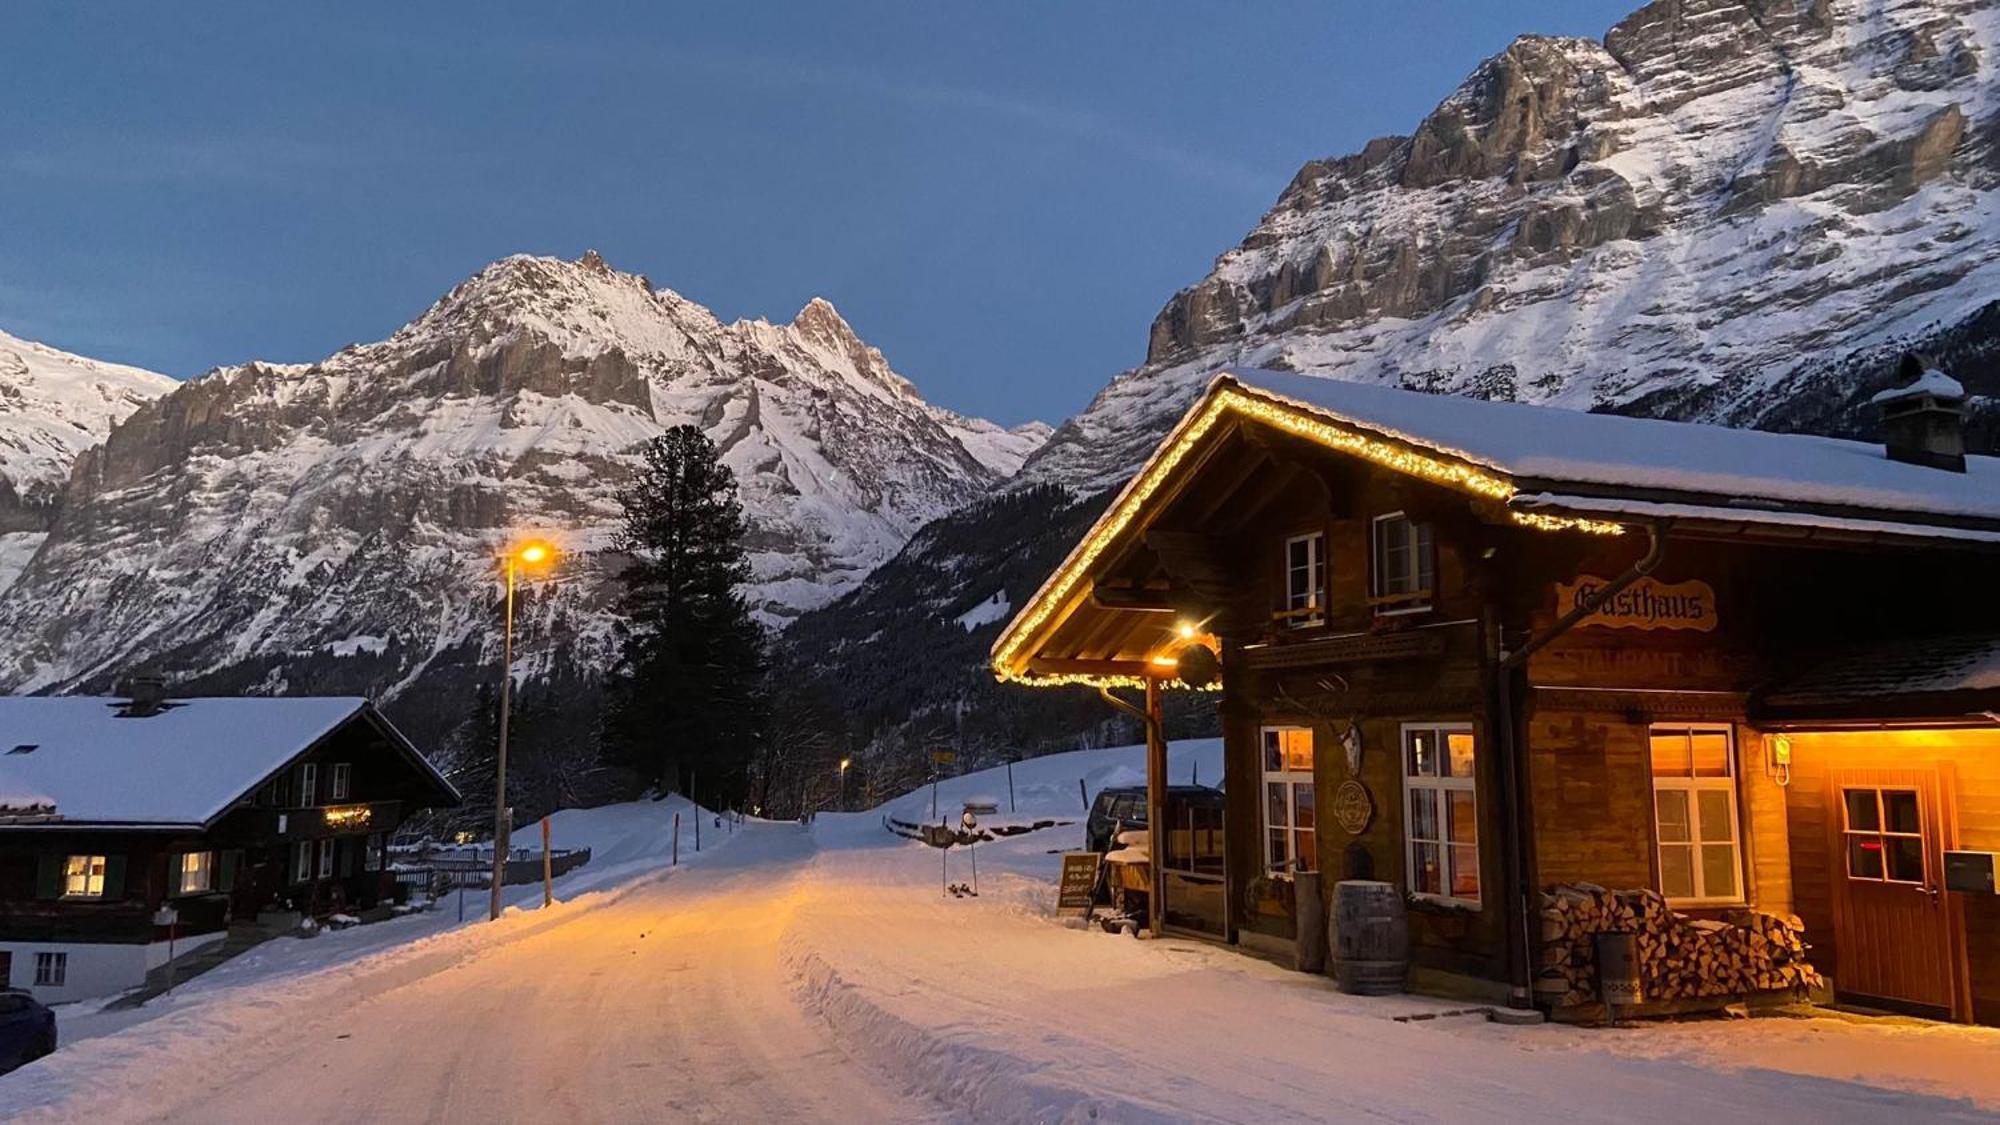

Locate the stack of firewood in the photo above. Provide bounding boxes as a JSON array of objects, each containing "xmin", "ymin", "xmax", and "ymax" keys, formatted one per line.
[{"xmin": 1534, "ymin": 883, "xmax": 1823, "ymax": 1010}]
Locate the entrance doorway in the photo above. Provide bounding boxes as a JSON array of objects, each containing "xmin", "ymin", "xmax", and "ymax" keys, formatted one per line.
[
  {"xmin": 1826, "ymin": 768, "xmax": 1965, "ymax": 1019},
  {"xmin": 1160, "ymin": 791, "xmax": 1229, "ymax": 940}
]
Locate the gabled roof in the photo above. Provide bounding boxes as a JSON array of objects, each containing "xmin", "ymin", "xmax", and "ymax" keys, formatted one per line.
[
  {"xmin": 993, "ymin": 370, "xmax": 2000, "ymax": 687},
  {"xmin": 1233, "ymin": 370, "xmax": 2000, "ymax": 534},
  {"xmin": 0, "ymin": 696, "xmax": 458, "ymax": 828}
]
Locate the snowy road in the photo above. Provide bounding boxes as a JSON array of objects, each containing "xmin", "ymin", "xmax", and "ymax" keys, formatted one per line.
[
  {"xmin": 137, "ymin": 827, "xmax": 933, "ymax": 1125},
  {"xmin": 7, "ymin": 749, "xmax": 1998, "ymax": 1123}
]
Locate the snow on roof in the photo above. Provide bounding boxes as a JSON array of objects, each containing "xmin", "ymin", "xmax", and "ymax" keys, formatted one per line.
[
  {"xmin": 1762, "ymin": 635, "xmax": 2000, "ymax": 708},
  {"xmin": 1226, "ymin": 370, "xmax": 2000, "ymax": 525},
  {"xmin": 1868, "ymin": 364, "xmax": 1966, "ymax": 405},
  {"xmin": 0, "ymin": 696, "xmax": 374, "ymax": 826}
]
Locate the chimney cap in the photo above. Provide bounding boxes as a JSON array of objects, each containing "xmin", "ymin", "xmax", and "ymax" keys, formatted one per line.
[
  {"xmin": 116, "ymin": 671, "xmax": 175, "ymax": 718},
  {"xmin": 1870, "ymin": 352, "xmax": 1966, "ymax": 407}
]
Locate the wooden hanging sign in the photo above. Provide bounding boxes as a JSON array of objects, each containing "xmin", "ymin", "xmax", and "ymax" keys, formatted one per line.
[{"xmin": 1556, "ymin": 576, "xmax": 1717, "ymax": 633}]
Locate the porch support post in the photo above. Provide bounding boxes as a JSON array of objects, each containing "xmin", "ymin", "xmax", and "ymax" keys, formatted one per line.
[{"xmin": 1146, "ymin": 675, "xmax": 1167, "ymax": 938}]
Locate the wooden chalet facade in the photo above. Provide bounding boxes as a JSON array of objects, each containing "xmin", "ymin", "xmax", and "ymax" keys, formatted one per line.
[
  {"xmin": 994, "ymin": 366, "xmax": 2000, "ymax": 1023},
  {"xmin": 0, "ymin": 692, "xmax": 459, "ymax": 1002}
]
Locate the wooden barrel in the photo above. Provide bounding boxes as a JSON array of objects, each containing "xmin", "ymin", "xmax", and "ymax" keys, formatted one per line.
[{"xmin": 1331, "ymin": 879, "xmax": 1409, "ymax": 995}]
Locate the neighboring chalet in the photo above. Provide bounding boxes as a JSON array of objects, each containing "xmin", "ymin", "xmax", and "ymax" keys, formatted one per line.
[
  {"xmin": 993, "ymin": 362, "xmax": 2000, "ymax": 1024},
  {"xmin": 0, "ymin": 687, "xmax": 459, "ymax": 1002}
]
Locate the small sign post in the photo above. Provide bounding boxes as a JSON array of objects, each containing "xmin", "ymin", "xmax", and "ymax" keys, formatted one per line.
[
  {"xmin": 1057, "ymin": 852, "xmax": 1102, "ymax": 921},
  {"xmin": 153, "ymin": 905, "xmax": 179, "ymax": 995},
  {"xmin": 930, "ymin": 749, "xmax": 955, "ymax": 819}
]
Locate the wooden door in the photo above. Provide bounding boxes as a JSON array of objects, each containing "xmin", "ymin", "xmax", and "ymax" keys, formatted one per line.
[{"xmin": 1826, "ymin": 768, "xmax": 1962, "ymax": 1018}]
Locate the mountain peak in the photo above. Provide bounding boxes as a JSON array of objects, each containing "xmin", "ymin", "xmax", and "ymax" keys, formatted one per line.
[{"xmin": 790, "ymin": 296, "xmax": 859, "ymax": 344}]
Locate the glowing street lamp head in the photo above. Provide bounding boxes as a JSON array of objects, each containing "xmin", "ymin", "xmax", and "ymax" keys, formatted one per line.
[
  {"xmin": 511, "ymin": 539, "xmax": 556, "ymax": 568},
  {"xmin": 839, "ymin": 758, "xmax": 852, "ymax": 771},
  {"xmin": 1176, "ymin": 620, "xmax": 1197, "ymax": 640}
]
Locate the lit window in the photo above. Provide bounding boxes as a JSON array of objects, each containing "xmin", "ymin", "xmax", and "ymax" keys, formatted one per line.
[
  {"xmin": 294, "ymin": 840, "xmax": 314, "ymax": 883},
  {"xmin": 34, "ymin": 952, "xmax": 66, "ymax": 988},
  {"xmin": 1260, "ymin": 727, "xmax": 1315, "ymax": 876},
  {"xmin": 1282, "ymin": 532, "xmax": 1326, "ymax": 628},
  {"xmin": 299, "ymin": 763, "xmax": 319, "ymax": 806},
  {"xmin": 63, "ymin": 854, "xmax": 107, "ymax": 898},
  {"xmin": 1371, "ymin": 513, "xmax": 1435, "ymax": 614},
  {"xmin": 1650, "ymin": 726, "xmax": 1743, "ymax": 903},
  {"xmin": 1842, "ymin": 787, "xmax": 1926, "ymax": 884},
  {"xmin": 177, "ymin": 851, "xmax": 215, "ymax": 896},
  {"xmin": 331, "ymin": 762, "xmax": 352, "ymax": 801},
  {"xmin": 1403, "ymin": 725, "xmax": 1479, "ymax": 904}
]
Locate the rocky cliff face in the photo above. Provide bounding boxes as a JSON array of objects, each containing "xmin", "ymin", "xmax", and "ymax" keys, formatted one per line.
[
  {"xmin": 0, "ymin": 253, "xmax": 1045, "ymax": 716},
  {"xmin": 1024, "ymin": 0, "xmax": 2000, "ymax": 488},
  {"xmin": 0, "ymin": 329, "xmax": 175, "ymax": 587}
]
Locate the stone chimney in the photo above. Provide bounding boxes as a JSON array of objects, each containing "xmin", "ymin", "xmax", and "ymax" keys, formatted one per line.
[
  {"xmin": 1873, "ymin": 352, "xmax": 1967, "ymax": 473},
  {"xmin": 117, "ymin": 671, "xmax": 170, "ymax": 718}
]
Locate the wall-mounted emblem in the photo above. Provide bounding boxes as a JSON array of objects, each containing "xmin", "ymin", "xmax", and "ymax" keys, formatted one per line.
[
  {"xmin": 1556, "ymin": 576, "xmax": 1717, "ymax": 633},
  {"xmin": 1332, "ymin": 779, "xmax": 1374, "ymax": 836}
]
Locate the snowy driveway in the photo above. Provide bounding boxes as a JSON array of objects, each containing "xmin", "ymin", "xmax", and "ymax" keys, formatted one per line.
[{"xmin": 5, "ymin": 806, "xmax": 1998, "ymax": 1123}]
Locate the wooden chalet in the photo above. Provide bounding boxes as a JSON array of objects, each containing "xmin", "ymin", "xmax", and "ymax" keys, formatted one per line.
[
  {"xmin": 993, "ymin": 363, "xmax": 2000, "ymax": 1024},
  {"xmin": 0, "ymin": 688, "xmax": 459, "ymax": 1002}
]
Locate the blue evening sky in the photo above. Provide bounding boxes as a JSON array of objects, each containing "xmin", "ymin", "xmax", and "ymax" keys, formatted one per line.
[{"xmin": 2, "ymin": 2, "xmax": 1638, "ymax": 426}]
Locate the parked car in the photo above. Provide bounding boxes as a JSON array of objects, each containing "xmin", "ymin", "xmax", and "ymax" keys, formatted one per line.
[
  {"xmin": 1085, "ymin": 785, "xmax": 1225, "ymax": 853},
  {"xmin": 0, "ymin": 988, "xmax": 56, "ymax": 1074}
]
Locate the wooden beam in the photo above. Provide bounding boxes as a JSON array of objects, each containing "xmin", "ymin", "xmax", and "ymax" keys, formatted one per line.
[{"xmin": 1091, "ymin": 585, "xmax": 1180, "ymax": 612}]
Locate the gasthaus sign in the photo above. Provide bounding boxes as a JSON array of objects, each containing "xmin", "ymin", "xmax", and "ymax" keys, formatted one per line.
[{"xmin": 1557, "ymin": 576, "xmax": 1717, "ymax": 633}]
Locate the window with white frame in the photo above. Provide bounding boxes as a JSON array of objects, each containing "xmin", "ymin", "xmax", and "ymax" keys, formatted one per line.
[
  {"xmin": 294, "ymin": 840, "xmax": 314, "ymax": 883},
  {"xmin": 299, "ymin": 762, "xmax": 318, "ymax": 806},
  {"xmin": 1282, "ymin": 531, "xmax": 1326, "ymax": 628},
  {"xmin": 1260, "ymin": 727, "xmax": 1315, "ymax": 876},
  {"xmin": 1403, "ymin": 725, "xmax": 1479, "ymax": 904},
  {"xmin": 1370, "ymin": 513, "xmax": 1435, "ymax": 614},
  {"xmin": 365, "ymin": 833, "xmax": 385, "ymax": 872},
  {"xmin": 34, "ymin": 951, "xmax": 66, "ymax": 988},
  {"xmin": 177, "ymin": 851, "xmax": 215, "ymax": 896},
  {"xmin": 1649, "ymin": 726, "xmax": 1743, "ymax": 903},
  {"xmin": 331, "ymin": 762, "xmax": 352, "ymax": 801},
  {"xmin": 63, "ymin": 854, "xmax": 107, "ymax": 898},
  {"xmin": 317, "ymin": 838, "xmax": 335, "ymax": 879}
]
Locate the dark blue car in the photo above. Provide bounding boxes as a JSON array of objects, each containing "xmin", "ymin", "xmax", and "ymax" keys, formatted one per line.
[{"xmin": 0, "ymin": 989, "xmax": 56, "ymax": 1073}]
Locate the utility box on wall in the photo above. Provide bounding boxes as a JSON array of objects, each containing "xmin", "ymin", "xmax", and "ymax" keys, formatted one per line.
[{"xmin": 1943, "ymin": 851, "xmax": 1998, "ymax": 895}]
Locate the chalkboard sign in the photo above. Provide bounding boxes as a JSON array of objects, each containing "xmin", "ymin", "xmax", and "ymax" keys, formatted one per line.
[{"xmin": 1057, "ymin": 851, "xmax": 1101, "ymax": 915}]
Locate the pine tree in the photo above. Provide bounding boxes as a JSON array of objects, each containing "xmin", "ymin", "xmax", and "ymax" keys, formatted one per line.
[{"xmin": 602, "ymin": 425, "xmax": 766, "ymax": 804}]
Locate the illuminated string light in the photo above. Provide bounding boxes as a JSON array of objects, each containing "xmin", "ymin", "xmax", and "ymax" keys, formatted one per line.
[{"xmin": 991, "ymin": 380, "xmax": 1629, "ymax": 689}]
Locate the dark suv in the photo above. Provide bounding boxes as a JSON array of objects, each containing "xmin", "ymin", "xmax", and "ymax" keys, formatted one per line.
[
  {"xmin": 1085, "ymin": 785, "xmax": 1225, "ymax": 853},
  {"xmin": 0, "ymin": 989, "xmax": 56, "ymax": 1073}
]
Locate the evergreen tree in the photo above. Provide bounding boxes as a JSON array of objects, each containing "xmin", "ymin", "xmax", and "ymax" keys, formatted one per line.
[{"xmin": 602, "ymin": 425, "xmax": 766, "ymax": 804}]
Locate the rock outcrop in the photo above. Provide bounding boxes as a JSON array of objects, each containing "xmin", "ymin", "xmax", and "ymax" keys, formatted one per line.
[{"xmin": 1026, "ymin": 0, "xmax": 2000, "ymax": 489}]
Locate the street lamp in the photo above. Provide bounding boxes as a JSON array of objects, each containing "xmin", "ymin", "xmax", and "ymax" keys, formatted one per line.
[
  {"xmin": 491, "ymin": 537, "xmax": 558, "ymax": 922},
  {"xmin": 835, "ymin": 757, "xmax": 851, "ymax": 811}
]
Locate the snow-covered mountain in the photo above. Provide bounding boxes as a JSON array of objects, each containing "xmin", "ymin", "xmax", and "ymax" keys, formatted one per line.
[
  {"xmin": 0, "ymin": 329, "xmax": 176, "ymax": 589},
  {"xmin": 1024, "ymin": 0, "xmax": 2000, "ymax": 488},
  {"xmin": 788, "ymin": 0, "xmax": 2000, "ymax": 766},
  {"xmin": 0, "ymin": 252, "xmax": 1045, "ymax": 717}
]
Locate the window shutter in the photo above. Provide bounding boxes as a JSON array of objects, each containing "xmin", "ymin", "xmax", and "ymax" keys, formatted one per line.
[
  {"xmin": 35, "ymin": 853, "xmax": 62, "ymax": 899},
  {"xmin": 103, "ymin": 854, "xmax": 128, "ymax": 899},
  {"xmin": 218, "ymin": 850, "xmax": 240, "ymax": 893}
]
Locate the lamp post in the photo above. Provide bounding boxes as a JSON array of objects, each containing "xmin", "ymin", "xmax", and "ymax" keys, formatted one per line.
[
  {"xmin": 836, "ymin": 757, "xmax": 851, "ymax": 811},
  {"xmin": 491, "ymin": 538, "xmax": 556, "ymax": 922}
]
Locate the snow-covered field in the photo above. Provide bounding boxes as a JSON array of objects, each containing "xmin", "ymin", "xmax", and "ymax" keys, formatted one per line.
[{"xmin": 5, "ymin": 743, "xmax": 1997, "ymax": 1123}]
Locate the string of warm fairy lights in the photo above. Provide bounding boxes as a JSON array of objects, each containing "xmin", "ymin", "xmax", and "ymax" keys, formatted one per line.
[{"xmin": 990, "ymin": 380, "xmax": 1628, "ymax": 689}]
